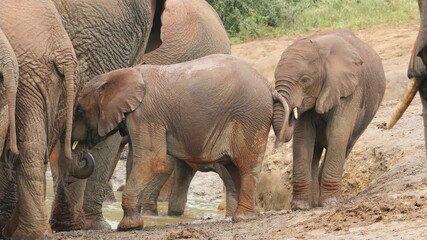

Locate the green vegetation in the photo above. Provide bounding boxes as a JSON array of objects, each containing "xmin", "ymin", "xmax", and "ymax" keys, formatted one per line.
[{"xmin": 207, "ymin": 0, "xmax": 419, "ymax": 43}]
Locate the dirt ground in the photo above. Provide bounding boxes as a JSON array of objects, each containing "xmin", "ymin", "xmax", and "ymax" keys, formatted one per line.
[{"xmin": 54, "ymin": 23, "xmax": 427, "ymax": 239}]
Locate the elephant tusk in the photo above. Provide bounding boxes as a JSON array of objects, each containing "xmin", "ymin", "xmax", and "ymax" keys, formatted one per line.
[
  {"xmin": 386, "ymin": 77, "xmax": 422, "ymax": 129},
  {"xmin": 72, "ymin": 141, "xmax": 79, "ymax": 151},
  {"xmin": 293, "ymin": 107, "xmax": 299, "ymax": 120}
]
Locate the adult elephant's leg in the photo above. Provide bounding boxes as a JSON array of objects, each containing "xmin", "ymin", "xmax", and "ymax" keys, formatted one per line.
[
  {"xmin": 83, "ymin": 132, "xmax": 123, "ymax": 230},
  {"xmin": 291, "ymin": 116, "xmax": 316, "ymax": 210},
  {"xmin": 0, "ymin": 156, "xmax": 17, "ymax": 237},
  {"xmin": 167, "ymin": 159, "xmax": 195, "ymax": 216},
  {"xmin": 3, "ymin": 108, "xmax": 52, "ymax": 238}
]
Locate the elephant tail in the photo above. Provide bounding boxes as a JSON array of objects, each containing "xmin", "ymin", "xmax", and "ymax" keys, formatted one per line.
[{"xmin": 0, "ymin": 30, "xmax": 19, "ymax": 155}]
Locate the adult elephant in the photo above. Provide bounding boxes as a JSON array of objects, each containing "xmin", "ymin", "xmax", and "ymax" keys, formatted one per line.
[
  {"xmin": 70, "ymin": 54, "xmax": 273, "ymax": 231},
  {"xmin": 273, "ymin": 30, "xmax": 386, "ymax": 209},
  {"xmin": 50, "ymin": 0, "xmax": 231, "ymax": 231},
  {"xmin": 387, "ymin": 0, "xmax": 427, "ymax": 156},
  {"xmin": 49, "ymin": 0, "xmax": 157, "ymax": 232},
  {"xmin": 0, "ymin": 0, "xmax": 84, "ymax": 238}
]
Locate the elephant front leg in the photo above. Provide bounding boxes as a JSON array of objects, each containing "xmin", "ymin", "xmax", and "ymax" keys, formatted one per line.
[
  {"xmin": 118, "ymin": 122, "xmax": 172, "ymax": 231},
  {"xmin": 319, "ymin": 118, "xmax": 352, "ymax": 207},
  {"xmin": 291, "ymin": 117, "xmax": 316, "ymax": 210},
  {"xmin": 4, "ymin": 123, "xmax": 52, "ymax": 239}
]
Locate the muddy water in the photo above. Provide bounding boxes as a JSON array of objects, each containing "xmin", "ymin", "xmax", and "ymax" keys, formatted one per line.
[{"xmin": 45, "ymin": 177, "xmax": 223, "ymax": 229}]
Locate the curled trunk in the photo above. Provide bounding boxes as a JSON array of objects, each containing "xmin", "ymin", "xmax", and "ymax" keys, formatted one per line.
[{"xmin": 272, "ymin": 90, "xmax": 293, "ymax": 142}]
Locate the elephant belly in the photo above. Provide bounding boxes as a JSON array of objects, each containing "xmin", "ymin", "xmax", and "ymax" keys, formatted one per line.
[{"xmin": 166, "ymin": 123, "xmax": 236, "ymax": 164}]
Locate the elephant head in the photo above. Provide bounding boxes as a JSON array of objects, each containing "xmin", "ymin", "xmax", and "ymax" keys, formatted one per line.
[
  {"xmin": 72, "ymin": 68, "xmax": 146, "ymax": 150},
  {"xmin": 273, "ymin": 33, "xmax": 363, "ymax": 142}
]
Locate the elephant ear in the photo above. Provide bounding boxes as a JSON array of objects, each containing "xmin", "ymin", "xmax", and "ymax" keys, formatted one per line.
[
  {"xmin": 313, "ymin": 34, "xmax": 363, "ymax": 114},
  {"xmin": 97, "ymin": 68, "xmax": 145, "ymax": 137}
]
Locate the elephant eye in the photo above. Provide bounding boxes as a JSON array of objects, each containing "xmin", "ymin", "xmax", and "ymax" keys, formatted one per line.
[
  {"xmin": 76, "ymin": 106, "xmax": 84, "ymax": 117},
  {"xmin": 300, "ymin": 76, "xmax": 312, "ymax": 85}
]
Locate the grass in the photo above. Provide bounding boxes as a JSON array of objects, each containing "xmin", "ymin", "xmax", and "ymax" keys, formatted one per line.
[{"xmin": 226, "ymin": 0, "xmax": 419, "ymax": 43}]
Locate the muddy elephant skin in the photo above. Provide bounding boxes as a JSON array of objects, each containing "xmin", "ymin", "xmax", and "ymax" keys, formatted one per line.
[{"xmin": 71, "ymin": 54, "xmax": 273, "ymax": 231}]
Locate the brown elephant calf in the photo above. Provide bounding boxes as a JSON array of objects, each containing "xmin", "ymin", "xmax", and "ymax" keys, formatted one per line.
[
  {"xmin": 273, "ymin": 29, "xmax": 386, "ymax": 209},
  {"xmin": 70, "ymin": 54, "xmax": 275, "ymax": 231}
]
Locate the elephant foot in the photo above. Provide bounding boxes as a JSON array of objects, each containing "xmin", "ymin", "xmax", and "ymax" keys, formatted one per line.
[
  {"xmin": 291, "ymin": 199, "xmax": 312, "ymax": 210},
  {"xmin": 320, "ymin": 196, "xmax": 339, "ymax": 207},
  {"xmin": 142, "ymin": 209, "xmax": 158, "ymax": 216},
  {"xmin": 168, "ymin": 210, "xmax": 184, "ymax": 217},
  {"xmin": 50, "ymin": 212, "xmax": 85, "ymax": 232},
  {"xmin": 231, "ymin": 208, "xmax": 258, "ymax": 222},
  {"xmin": 117, "ymin": 209, "xmax": 144, "ymax": 231},
  {"xmin": 84, "ymin": 215, "xmax": 111, "ymax": 230},
  {"xmin": 4, "ymin": 222, "xmax": 52, "ymax": 240}
]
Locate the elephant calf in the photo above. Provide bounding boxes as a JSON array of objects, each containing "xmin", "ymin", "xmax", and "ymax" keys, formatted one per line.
[
  {"xmin": 273, "ymin": 29, "xmax": 386, "ymax": 209},
  {"xmin": 71, "ymin": 54, "xmax": 274, "ymax": 231}
]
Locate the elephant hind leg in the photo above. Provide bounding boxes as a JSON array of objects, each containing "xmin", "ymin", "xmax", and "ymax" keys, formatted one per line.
[{"xmin": 229, "ymin": 129, "xmax": 269, "ymax": 222}]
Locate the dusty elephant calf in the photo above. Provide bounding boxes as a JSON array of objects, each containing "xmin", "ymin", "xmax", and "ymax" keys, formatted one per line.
[
  {"xmin": 71, "ymin": 54, "xmax": 274, "ymax": 231},
  {"xmin": 273, "ymin": 29, "xmax": 386, "ymax": 210}
]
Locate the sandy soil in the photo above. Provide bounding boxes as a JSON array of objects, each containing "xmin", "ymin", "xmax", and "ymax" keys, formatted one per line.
[{"xmin": 54, "ymin": 23, "xmax": 427, "ymax": 239}]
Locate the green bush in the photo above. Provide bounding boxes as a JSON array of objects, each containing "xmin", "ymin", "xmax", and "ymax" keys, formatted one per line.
[
  {"xmin": 207, "ymin": 0, "xmax": 317, "ymax": 42},
  {"xmin": 207, "ymin": 0, "xmax": 418, "ymax": 43}
]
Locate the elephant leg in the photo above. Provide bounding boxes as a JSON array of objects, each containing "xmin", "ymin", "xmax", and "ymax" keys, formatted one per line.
[
  {"xmin": 217, "ymin": 186, "xmax": 227, "ymax": 211},
  {"xmin": 140, "ymin": 156, "xmax": 173, "ymax": 216},
  {"xmin": 311, "ymin": 146, "xmax": 324, "ymax": 207},
  {"xmin": 230, "ymin": 129, "xmax": 267, "ymax": 222},
  {"xmin": 50, "ymin": 143, "xmax": 86, "ymax": 232},
  {"xmin": 291, "ymin": 117, "xmax": 316, "ymax": 210},
  {"xmin": 167, "ymin": 159, "xmax": 196, "ymax": 216},
  {"xmin": 419, "ymin": 81, "xmax": 427, "ymax": 158},
  {"xmin": 214, "ymin": 165, "xmax": 238, "ymax": 217},
  {"xmin": 83, "ymin": 132, "xmax": 123, "ymax": 230},
  {"xmin": 4, "ymin": 116, "xmax": 52, "ymax": 239},
  {"xmin": 0, "ymin": 156, "xmax": 17, "ymax": 237},
  {"xmin": 118, "ymin": 123, "xmax": 172, "ymax": 231},
  {"xmin": 319, "ymin": 122, "xmax": 353, "ymax": 207}
]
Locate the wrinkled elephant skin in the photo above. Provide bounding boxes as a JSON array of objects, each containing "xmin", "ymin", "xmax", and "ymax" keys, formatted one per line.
[{"xmin": 71, "ymin": 54, "xmax": 273, "ymax": 231}]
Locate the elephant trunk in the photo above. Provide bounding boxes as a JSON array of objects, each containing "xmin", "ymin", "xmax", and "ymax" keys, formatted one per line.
[
  {"xmin": 272, "ymin": 90, "xmax": 293, "ymax": 142},
  {"xmin": 2, "ymin": 59, "xmax": 19, "ymax": 155},
  {"xmin": 64, "ymin": 63, "xmax": 76, "ymax": 160},
  {"xmin": 387, "ymin": 77, "xmax": 422, "ymax": 129}
]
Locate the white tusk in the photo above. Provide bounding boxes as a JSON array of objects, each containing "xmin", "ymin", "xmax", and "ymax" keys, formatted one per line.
[
  {"xmin": 293, "ymin": 107, "xmax": 299, "ymax": 120},
  {"xmin": 72, "ymin": 141, "xmax": 79, "ymax": 150}
]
